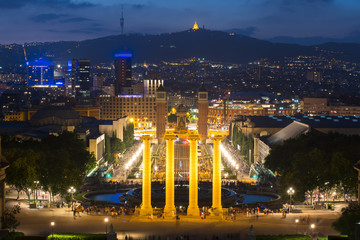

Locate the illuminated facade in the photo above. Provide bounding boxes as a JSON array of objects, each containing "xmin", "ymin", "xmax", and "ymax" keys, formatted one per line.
[
  {"xmin": 301, "ymin": 97, "xmax": 360, "ymax": 116},
  {"xmin": 68, "ymin": 59, "xmax": 91, "ymax": 98},
  {"xmin": 27, "ymin": 59, "xmax": 54, "ymax": 86},
  {"xmin": 114, "ymin": 52, "xmax": 132, "ymax": 95},
  {"xmin": 208, "ymin": 99, "xmax": 296, "ymax": 125},
  {"xmin": 192, "ymin": 21, "xmax": 199, "ymax": 30},
  {"xmin": 97, "ymin": 95, "xmax": 156, "ymax": 127}
]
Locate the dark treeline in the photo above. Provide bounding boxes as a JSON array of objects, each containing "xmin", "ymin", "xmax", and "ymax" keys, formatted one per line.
[
  {"xmin": 2, "ymin": 132, "xmax": 96, "ymax": 201},
  {"xmin": 265, "ymin": 132, "xmax": 360, "ymax": 202}
]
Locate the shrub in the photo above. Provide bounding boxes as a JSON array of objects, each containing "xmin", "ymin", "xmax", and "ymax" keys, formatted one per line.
[{"xmin": 47, "ymin": 233, "xmax": 106, "ymax": 240}]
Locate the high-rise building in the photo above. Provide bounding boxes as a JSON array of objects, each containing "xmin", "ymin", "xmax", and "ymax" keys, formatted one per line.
[
  {"xmin": 197, "ymin": 84, "xmax": 208, "ymax": 141},
  {"xmin": 114, "ymin": 52, "xmax": 132, "ymax": 95},
  {"xmin": 27, "ymin": 59, "xmax": 54, "ymax": 86},
  {"xmin": 144, "ymin": 78, "xmax": 164, "ymax": 97},
  {"xmin": 68, "ymin": 59, "xmax": 91, "ymax": 98}
]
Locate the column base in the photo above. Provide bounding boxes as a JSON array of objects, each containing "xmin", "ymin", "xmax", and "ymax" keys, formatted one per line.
[
  {"xmin": 140, "ymin": 207, "xmax": 153, "ymax": 216},
  {"xmin": 164, "ymin": 206, "xmax": 176, "ymax": 217},
  {"xmin": 187, "ymin": 206, "xmax": 199, "ymax": 216},
  {"xmin": 211, "ymin": 206, "xmax": 223, "ymax": 216}
]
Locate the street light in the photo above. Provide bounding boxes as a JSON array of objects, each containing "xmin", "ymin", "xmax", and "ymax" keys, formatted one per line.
[
  {"xmin": 311, "ymin": 224, "xmax": 315, "ymax": 229},
  {"xmin": 34, "ymin": 180, "xmax": 39, "ymax": 201},
  {"xmin": 68, "ymin": 186, "xmax": 76, "ymax": 201},
  {"xmin": 104, "ymin": 218, "xmax": 109, "ymax": 235},
  {"xmin": 287, "ymin": 187, "xmax": 295, "ymax": 212},
  {"xmin": 295, "ymin": 219, "xmax": 299, "ymax": 234},
  {"xmin": 50, "ymin": 221, "xmax": 55, "ymax": 239}
]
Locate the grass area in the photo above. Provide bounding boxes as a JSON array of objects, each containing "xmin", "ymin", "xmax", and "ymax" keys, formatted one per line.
[
  {"xmin": 47, "ymin": 233, "xmax": 106, "ymax": 240},
  {"xmin": 256, "ymin": 235, "xmax": 312, "ymax": 240},
  {"xmin": 73, "ymin": 192, "xmax": 88, "ymax": 202}
]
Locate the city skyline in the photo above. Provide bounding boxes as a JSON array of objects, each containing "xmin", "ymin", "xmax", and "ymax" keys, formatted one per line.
[{"xmin": 1, "ymin": 0, "xmax": 360, "ymax": 44}]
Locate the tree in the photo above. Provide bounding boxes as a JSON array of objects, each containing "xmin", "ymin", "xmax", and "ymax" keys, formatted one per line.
[
  {"xmin": 123, "ymin": 124, "xmax": 134, "ymax": 148},
  {"xmin": 265, "ymin": 132, "xmax": 360, "ymax": 201},
  {"xmin": 38, "ymin": 132, "xmax": 96, "ymax": 197},
  {"xmin": 105, "ymin": 135, "xmax": 113, "ymax": 163},
  {"xmin": 2, "ymin": 203, "xmax": 21, "ymax": 231},
  {"xmin": 3, "ymin": 142, "xmax": 39, "ymax": 200},
  {"xmin": 332, "ymin": 202, "xmax": 360, "ymax": 238},
  {"xmin": 111, "ymin": 138, "xmax": 125, "ymax": 155}
]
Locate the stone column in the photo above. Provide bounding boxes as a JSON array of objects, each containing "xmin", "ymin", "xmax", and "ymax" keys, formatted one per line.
[
  {"xmin": 187, "ymin": 135, "xmax": 200, "ymax": 216},
  {"xmin": 212, "ymin": 135, "xmax": 223, "ymax": 215},
  {"xmin": 140, "ymin": 135, "xmax": 153, "ymax": 216},
  {"xmin": 164, "ymin": 134, "xmax": 177, "ymax": 216}
]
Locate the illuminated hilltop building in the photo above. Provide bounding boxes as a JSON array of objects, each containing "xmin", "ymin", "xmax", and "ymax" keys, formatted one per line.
[{"xmin": 192, "ymin": 21, "xmax": 199, "ymax": 30}]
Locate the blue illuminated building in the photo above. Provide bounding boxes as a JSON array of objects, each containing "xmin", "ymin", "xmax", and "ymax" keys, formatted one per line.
[
  {"xmin": 27, "ymin": 58, "xmax": 55, "ymax": 86},
  {"xmin": 114, "ymin": 51, "xmax": 132, "ymax": 95},
  {"xmin": 68, "ymin": 59, "xmax": 91, "ymax": 98}
]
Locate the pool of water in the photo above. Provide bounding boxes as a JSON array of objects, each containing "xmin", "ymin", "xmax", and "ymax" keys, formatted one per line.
[
  {"xmin": 87, "ymin": 193, "xmax": 124, "ymax": 203},
  {"xmin": 86, "ymin": 192, "xmax": 276, "ymax": 204},
  {"xmin": 240, "ymin": 194, "xmax": 276, "ymax": 204}
]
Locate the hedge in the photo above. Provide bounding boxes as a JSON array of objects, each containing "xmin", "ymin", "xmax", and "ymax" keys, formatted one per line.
[{"xmin": 47, "ymin": 233, "xmax": 106, "ymax": 240}]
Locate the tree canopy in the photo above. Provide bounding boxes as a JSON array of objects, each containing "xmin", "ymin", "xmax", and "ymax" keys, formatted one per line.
[
  {"xmin": 332, "ymin": 202, "xmax": 360, "ymax": 238},
  {"xmin": 264, "ymin": 132, "xmax": 360, "ymax": 200},
  {"xmin": 3, "ymin": 131, "xmax": 96, "ymax": 197}
]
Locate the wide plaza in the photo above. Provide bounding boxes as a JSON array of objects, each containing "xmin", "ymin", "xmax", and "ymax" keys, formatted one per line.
[{"xmin": 7, "ymin": 199, "xmax": 341, "ymax": 239}]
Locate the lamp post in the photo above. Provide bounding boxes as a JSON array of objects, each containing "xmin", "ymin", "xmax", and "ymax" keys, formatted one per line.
[
  {"xmin": 287, "ymin": 187, "xmax": 295, "ymax": 213},
  {"xmin": 295, "ymin": 219, "xmax": 299, "ymax": 234},
  {"xmin": 104, "ymin": 217, "xmax": 109, "ymax": 235},
  {"xmin": 68, "ymin": 186, "xmax": 76, "ymax": 201},
  {"xmin": 34, "ymin": 180, "xmax": 39, "ymax": 201},
  {"xmin": 310, "ymin": 223, "xmax": 316, "ymax": 236},
  {"xmin": 68, "ymin": 187, "xmax": 76, "ymax": 210},
  {"xmin": 50, "ymin": 221, "xmax": 55, "ymax": 239}
]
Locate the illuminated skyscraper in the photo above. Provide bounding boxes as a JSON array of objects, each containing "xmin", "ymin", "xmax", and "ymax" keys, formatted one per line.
[
  {"xmin": 68, "ymin": 59, "xmax": 91, "ymax": 98},
  {"xmin": 114, "ymin": 52, "xmax": 132, "ymax": 95},
  {"xmin": 27, "ymin": 58, "xmax": 54, "ymax": 86}
]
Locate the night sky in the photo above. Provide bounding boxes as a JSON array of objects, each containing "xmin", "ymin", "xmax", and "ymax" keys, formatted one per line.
[{"xmin": 1, "ymin": 0, "xmax": 360, "ymax": 44}]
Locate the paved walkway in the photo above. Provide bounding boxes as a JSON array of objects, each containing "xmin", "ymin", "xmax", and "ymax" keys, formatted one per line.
[{"xmin": 6, "ymin": 198, "xmax": 341, "ymax": 240}]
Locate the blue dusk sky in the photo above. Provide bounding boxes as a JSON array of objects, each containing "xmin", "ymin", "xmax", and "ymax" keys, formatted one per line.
[{"xmin": 1, "ymin": 0, "xmax": 360, "ymax": 44}]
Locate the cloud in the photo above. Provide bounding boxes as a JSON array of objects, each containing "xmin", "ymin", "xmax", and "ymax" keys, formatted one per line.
[
  {"xmin": 132, "ymin": 4, "xmax": 145, "ymax": 10},
  {"xmin": 0, "ymin": 0, "xmax": 95, "ymax": 9},
  {"xmin": 59, "ymin": 17, "xmax": 91, "ymax": 23},
  {"xmin": 46, "ymin": 26, "xmax": 108, "ymax": 34},
  {"xmin": 30, "ymin": 13, "xmax": 67, "ymax": 23}
]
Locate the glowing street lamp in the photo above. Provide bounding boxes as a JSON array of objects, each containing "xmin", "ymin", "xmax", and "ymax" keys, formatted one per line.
[
  {"xmin": 68, "ymin": 186, "xmax": 76, "ymax": 201},
  {"xmin": 50, "ymin": 221, "xmax": 55, "ymax": 239},
  {"xmin": 295, "ymin": 219, "xmax": 299, "ymax": 234},
  {"xmin": 104, "ymin": 217, "xmax": 109, "ymax": 235},
  {"xmin": 287, "ymin": 187, "xmax": 295, "ymax": 212}
]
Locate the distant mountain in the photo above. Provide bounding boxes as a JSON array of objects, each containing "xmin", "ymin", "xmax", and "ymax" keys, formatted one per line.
[
  {"xmin": 267, "ymin": 32, "xmax": 360, "ymax": 46},
  {"xmin": 1, "ymin": 29, "xmax": 360, "ymax": 67}
]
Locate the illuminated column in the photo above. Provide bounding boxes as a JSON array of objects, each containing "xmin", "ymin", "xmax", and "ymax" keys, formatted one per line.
[
  {"xmin": 212, "ymin": 135, "xmax": 223, "ymax": 215},
  {"xmin": 164, "ymin": 134, "xmax": 177, "ymax": 216},
  {"xmin": 187, "ymin": 135, "xmax": 200, "ymax": 216},
  {"xmin": 140, "ymin": 135, "xmax": 153, "ymax": 216}
]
